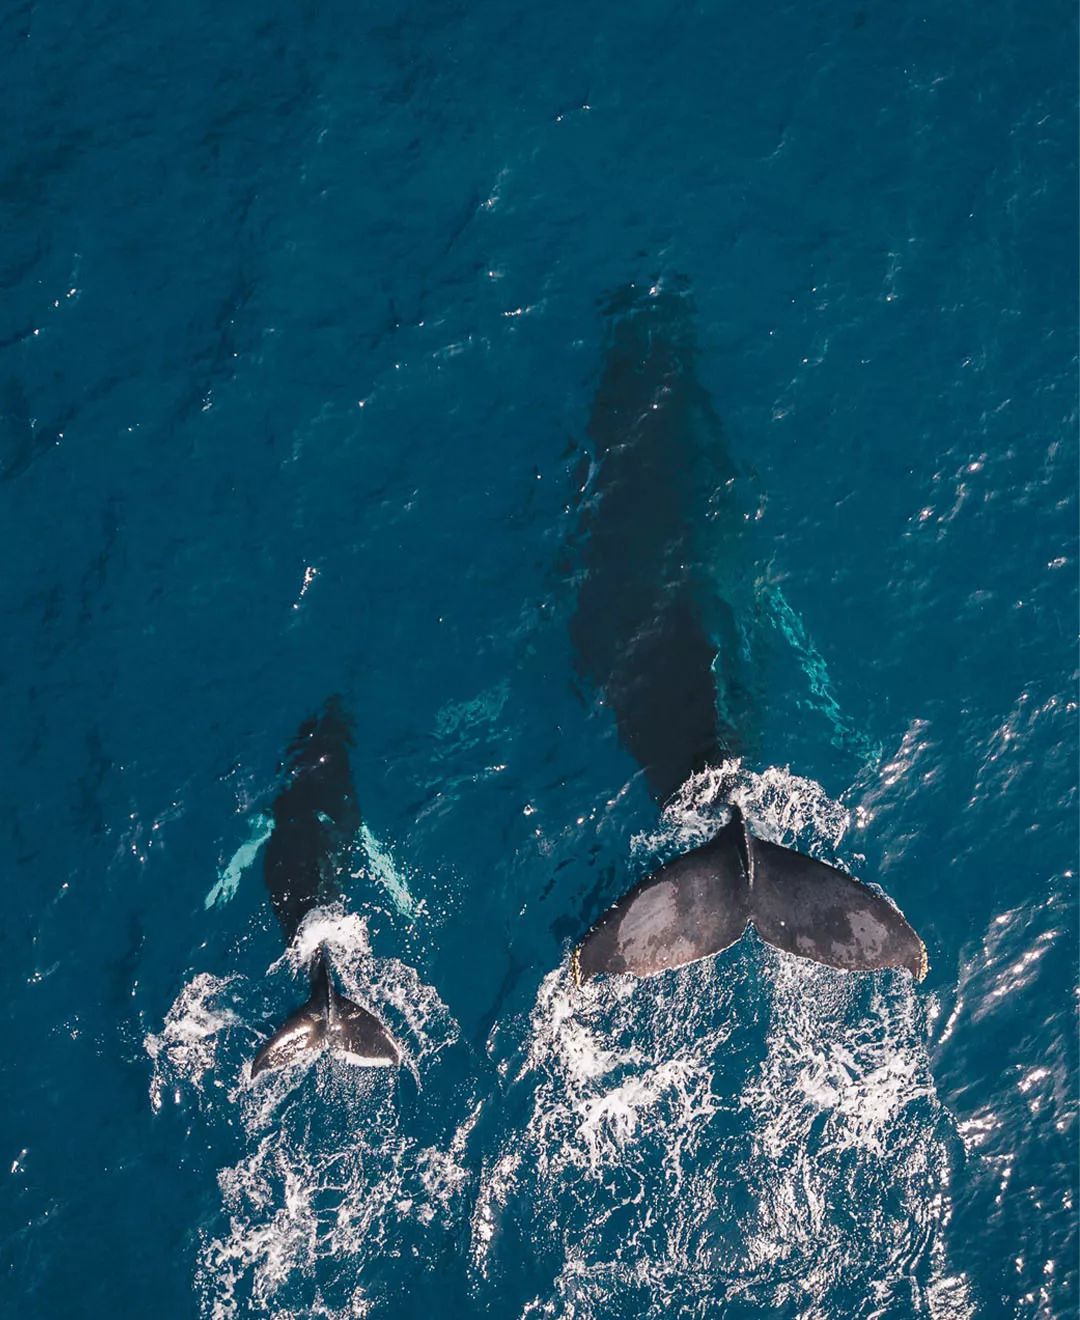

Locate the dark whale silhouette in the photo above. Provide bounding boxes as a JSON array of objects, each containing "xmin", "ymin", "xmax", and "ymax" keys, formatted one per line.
[
  {"xmin": 251, "ymin": 698, "xmax": 399, "ymax": 1077},
  {"xmin": 569, "ymin": 285, "xmax": 927, "ymax": 984}
]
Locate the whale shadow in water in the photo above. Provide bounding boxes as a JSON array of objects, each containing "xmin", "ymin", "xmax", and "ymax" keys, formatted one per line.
[{"xmin": 567, "ymin": 282, "xmax": 926, "ymax": 984}]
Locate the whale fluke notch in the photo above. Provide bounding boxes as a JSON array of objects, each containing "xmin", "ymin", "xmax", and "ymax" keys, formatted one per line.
[
  {"xmin": 574, "ymin": 806, "xmax": 927, "ymax": 984},
  {"xmin": 251, "ymin": 946, "xmax": 399, "ymax": 1078}
]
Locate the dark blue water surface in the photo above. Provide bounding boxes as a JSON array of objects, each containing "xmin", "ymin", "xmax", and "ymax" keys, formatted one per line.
[{"xmin": 3, "ymin": 1, "xmax": 1076, "ymax": 1316}]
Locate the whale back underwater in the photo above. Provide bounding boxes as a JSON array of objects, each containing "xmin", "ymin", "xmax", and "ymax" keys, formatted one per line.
[
  {"xmin": 252, "ymin": 697, "xmax": 399, "ymax": 1076},
  {"xmin": 569, "ymin": 283, "xmax": 926, "ymax": 984},
  {"xmin": 247, "ymin": 283, "xmax": 924, "ymax": 1078}
]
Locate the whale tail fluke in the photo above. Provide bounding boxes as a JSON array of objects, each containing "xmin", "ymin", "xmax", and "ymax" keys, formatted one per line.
[
  {"xmin": 573, "ymin": 806, "xmax": 927, "ymax": 985},
  {"xmin": 745, "ymin": 831, "xmax": 928, "ymax": 979},
  {"xmin": 251, "ymin": 946, "xmax": 400, "ymax": 1078}
]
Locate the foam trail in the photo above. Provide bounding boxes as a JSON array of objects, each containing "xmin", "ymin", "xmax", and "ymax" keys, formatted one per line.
[
  {"xmin": 198, "ymin": 1093, "xmax": 474, "ymax": 1319},
  {"xmin": 737, "ymin": 951, "xmax": 972, "ymax": 1317},
  {"xmin": 472, "ymin": 945, "xmax": 741, "ymax": 1290},
  {"xmin": 473, "ymin": 763, "xmax": 969, "ymax": 1318},
  {"xmin": 145, "ymin": 973, "xmax": 242, "ymax": 1112},
  {"xmin": 146, "ymin": 908, "xmax": 466, "ymax": 1317}
]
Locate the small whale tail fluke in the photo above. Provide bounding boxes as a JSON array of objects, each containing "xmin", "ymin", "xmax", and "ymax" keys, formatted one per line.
[
  {"xmin": 573, "ymin": 806, "xmax": 927, "ymax": 985},
  {"xmin": 251, "ymin": 946, "xmax": 400, "ymax": 1078}
]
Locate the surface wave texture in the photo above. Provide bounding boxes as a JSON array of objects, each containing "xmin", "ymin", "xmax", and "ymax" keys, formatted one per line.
[{"xmin": 2, "ymin": 0, "xmax": 1076, "ymax": 1316}]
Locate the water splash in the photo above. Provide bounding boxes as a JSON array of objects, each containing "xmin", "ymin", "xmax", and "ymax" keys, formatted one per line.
[
  {"xmin": 474, "ymin": 765, "xmax": 971, "ymax": 1317},
  {"xmin": 145, "ymin": 972, "xmax": 243, "ymax": 1112},
  {"xmin": 629, "ymin": 758, "xmax": 855, "ymax": 884},
  {"xmin": 145, "ymin": 908, "xmax": 464, "ymax": 1317},
  {"xmin": 472, "ymin": 953, "xmax": 740, "ymax": 1297},
  {"xmin": 197, "ymin": 1093, "xmax": 474, "ymax": 1320},
  {"xmin": 737, "ymin": 954, "xmax": 972, "ymax": 1316}
]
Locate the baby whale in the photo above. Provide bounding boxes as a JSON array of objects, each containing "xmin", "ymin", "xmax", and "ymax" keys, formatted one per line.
[
  {"xmin": 252, "ymin": 698, "xmax": 399, "ymax": 1077},
  {"xmin": 568, "ymin": 284, "xmax": 927, "ymax": 984}
]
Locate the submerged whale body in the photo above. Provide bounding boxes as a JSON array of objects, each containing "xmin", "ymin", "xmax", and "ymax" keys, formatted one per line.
[
  {"xmin": 251, "ymin": 698, "xmax": 399, "ymax": 1077},
  {"xmin": 569, "ymin": 284, "xmax": 927, "ymax": 983}
]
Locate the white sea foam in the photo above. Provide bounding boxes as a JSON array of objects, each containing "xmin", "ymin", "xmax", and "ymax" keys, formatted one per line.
[
  {"xmin": 145, "ymin": 908, "xmax": 465, "ymax": 1317},
  {"xmin": 145, "ymin": 972, "xmax": 244, "ymax": 1113},
  {"xmin": 633, "ymin": 757, "xmax": 853, "ymax": 862},
  {"xmin": 474, "ymin": 762, "xmax": 973, "ymax": 1318},
  {"xmin": 197, "ymin": 1105, "xmax": 475, "ymax": 1320},
  {"xmin": 737, "ymin": 951, "xmax": 972, "ymax": 1317},
  {"xmin": 471, "ymin": 954, "xmax": 736, "ymax": 1290}
]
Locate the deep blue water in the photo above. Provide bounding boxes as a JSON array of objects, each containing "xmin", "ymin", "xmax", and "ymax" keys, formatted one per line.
[{"xmin": 2, "ymin": 0, "xmax": 1076, "ymax": 1315}]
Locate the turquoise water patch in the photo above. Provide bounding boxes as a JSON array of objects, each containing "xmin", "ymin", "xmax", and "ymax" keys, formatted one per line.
[
  {"xmin": 204, "ymin": 813, "xmax": 274, "ymax": 910},
  {"xmin": 201, "ymin": 812, "xmax": 419, "ymax": 922},
  {"xmin": 358, "ymin": 824, "xmax": 421, "ymax": 921},
  {"xmin": 761, "ymin": 583, "xmax": 882, "ymax": 767},
  {"xmin": 434, "ymin": 680, "xmax": 510, "ymax": 749}
]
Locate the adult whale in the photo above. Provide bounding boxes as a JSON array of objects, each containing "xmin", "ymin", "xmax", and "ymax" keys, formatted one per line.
[
  {"xmin": 251, "ymin": 698, "xmax": 400, "ymax": 1077},
  {"xmin": 569, "ymin": 284, "xmax": 927, "ymax": 984}
]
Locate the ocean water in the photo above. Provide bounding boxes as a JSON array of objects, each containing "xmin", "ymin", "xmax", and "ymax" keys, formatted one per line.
[{"xmin": 2, "ymin": 0, "xmax": 1076, "ymax": 1316}]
